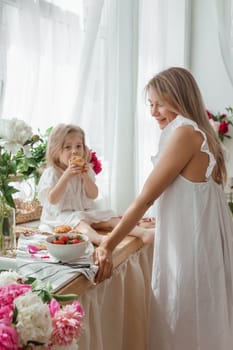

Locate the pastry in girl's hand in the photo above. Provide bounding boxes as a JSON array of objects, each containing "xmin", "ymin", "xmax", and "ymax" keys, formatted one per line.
[
  {"xmin": 54, "ymin": 225, "xmax": 72, "ymax": 233},
  {"xmin": 69, "ymin": 155, "xmax": 85, "ymax": 167}
]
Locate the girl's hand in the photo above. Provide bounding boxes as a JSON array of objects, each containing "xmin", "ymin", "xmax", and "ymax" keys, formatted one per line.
[
  {"xmin": 81, "ymin": 162, "xmax": 90, "ymax": 176},
  {"xmin": 94, "ymin": 246, "xmax": 113, "ymax": 283},
  {"xmin": 64, "ymin": 162, "xmax": 84, "ymax": 178}
]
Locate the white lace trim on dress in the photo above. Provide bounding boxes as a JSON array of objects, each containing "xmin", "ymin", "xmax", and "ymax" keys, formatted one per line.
[{"xmin": 172, "ymin": 116, "xmax": 216, "ymax": 179}]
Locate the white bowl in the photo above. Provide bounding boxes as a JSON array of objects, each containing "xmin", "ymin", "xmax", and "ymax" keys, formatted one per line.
[{"xmin": 45, "ymin": 233, "xmax": 90, "ymax": 262}]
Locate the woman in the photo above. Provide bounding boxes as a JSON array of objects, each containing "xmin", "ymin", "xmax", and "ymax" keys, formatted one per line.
[{"xmin": 94, "ymin": 67, "xmax": 233, "ymax": 349}]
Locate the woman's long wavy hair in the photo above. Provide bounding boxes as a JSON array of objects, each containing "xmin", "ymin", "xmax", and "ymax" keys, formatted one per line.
[
  {"xmin": 46, "ymin": 124, "xmax": 89, "ymax": 171},
  {"xmin": 145, "ymin": 67, "xmax": 227, "ymax": 185}
]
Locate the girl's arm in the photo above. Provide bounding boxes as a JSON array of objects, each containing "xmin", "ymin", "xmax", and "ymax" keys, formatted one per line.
[
  {"xmin": 81, "ymin": 163, "xmax": 98, "ymax": 199},
  {"xmin": 48, "ymin": 162, "xmax": 98, "ymax": 204},
  {"xmin": 94, "ymin": 126, "xmax": 199, "ymax": 282},
  {"xmin": 48, "ymin": 168, "xmax": 73, "ymax": 204}
]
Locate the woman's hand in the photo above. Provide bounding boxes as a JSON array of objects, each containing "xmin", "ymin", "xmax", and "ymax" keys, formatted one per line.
[{"xmin": 94, "ymin": 246, "xmax": 113, "ymax": 283}]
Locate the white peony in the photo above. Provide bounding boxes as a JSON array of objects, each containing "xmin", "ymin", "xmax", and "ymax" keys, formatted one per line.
[
  {"xmin": 14, "ymin": 292, "xmax": 53, "ymax": 346},
  {"xmin": 0, "ymin": 118, "xmax": 33, "ymax": 155},
  {"xmin": 0, "ymin": 270, "xmax": 23, "ymax": 286}
]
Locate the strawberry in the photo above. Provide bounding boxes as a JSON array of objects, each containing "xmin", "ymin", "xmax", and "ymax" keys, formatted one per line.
[
  {"xmin": 71, "ymin": 238, "xmax": 80, "ymax": 244},
  {"xmin": 60, "ymin": 235, "xmax": 69, "ymax": 243}
]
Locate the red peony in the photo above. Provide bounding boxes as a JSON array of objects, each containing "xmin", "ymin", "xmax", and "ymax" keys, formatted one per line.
[
  {"xmin": 206, "ymin": 107, "xmax": 233, "ymax": 142},
  {"xmin": 90, "ymin": 150, "xmax": 102, "ymax": 175},
  {"xmin": 219, "ymin": 121, "xmax": 229, "ymax": 135},
  {"xmin": 206, "ymin": 110, "xmax": 213, "ymax": 119}
]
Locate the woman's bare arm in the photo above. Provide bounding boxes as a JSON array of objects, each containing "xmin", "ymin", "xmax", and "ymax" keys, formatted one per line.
[{"xmin": 94, "ymin": 126, "xmax": 199, "ymax": 282}]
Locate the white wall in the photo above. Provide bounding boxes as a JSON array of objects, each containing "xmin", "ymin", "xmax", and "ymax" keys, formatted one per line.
[{"xmin": 190, "ymin": 0, "xmax": 233, "ymax": 177}]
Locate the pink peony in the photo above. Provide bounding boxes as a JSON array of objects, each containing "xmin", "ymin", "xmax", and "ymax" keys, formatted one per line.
[
  {"xmin": 0, "ymin": 305, "xmax": 13, "ymax": 322},
  {"xmin": 0, "ymin": 284, "xmax": 32, "ymax": 317},
  {"xmin": 71, "ymin": 301, "xmax": 85, "ymax": 318},
  {"xmin": 0, "ymin": 319, "xmax": 19, "ymax": 350},
  {"xmin": 0, "ymin": 283, "xmax": 32, "ymax": 303},
  {"xmin": 49, "ymin": 299, "xmax": 61, "ymax": 317},
  {"xmin": 50, "ymin": 302, "xmax": 84, "ymax": 346}
]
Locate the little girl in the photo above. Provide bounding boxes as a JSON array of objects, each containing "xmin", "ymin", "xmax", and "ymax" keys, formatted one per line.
[{"xmin": 37, "ymin": 123, "xmax": 154, "ymax": 245}]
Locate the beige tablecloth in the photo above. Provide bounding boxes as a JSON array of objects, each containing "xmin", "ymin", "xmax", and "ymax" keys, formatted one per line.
[{"xmin": 78, "ymin": 244, "xmax": 153, "ymax": 350}]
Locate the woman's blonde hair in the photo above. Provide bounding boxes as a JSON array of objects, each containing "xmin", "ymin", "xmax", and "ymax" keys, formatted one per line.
[
  {"xmin": 146, "ymin": 67, "xmax": 227, "ymax": 185},
  {"xmin": 46, "ymin": 124, "xmax": 88, "ymax": 170}
]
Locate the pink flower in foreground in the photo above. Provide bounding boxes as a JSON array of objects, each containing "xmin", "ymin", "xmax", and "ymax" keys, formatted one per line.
[
  {"xmin": 0, "ymin": 320, "xmax": 19, "ymax": 350},
  {"xmin": 0, "ymin": 305, "xmax": 13, "ymax": 322},
  {"xmin": 72, "ymin": 301, "xmax": 85, "ymax": 318},
  {"xmin": 0, "ymin": 284, "xmax": 32, "ymax": 315},
  {"xmin": 50, "ymin": 302, "xmax": 85, "ymax": 346},
  {"xmin": 49, "ymin": 299, "xmax": 61, "ymax": 317}
]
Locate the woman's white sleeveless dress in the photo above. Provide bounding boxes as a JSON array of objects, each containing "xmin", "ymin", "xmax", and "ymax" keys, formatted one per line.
[{"xmin": 149, "ymin": 116, "xmax": 233, "ymax": 350}]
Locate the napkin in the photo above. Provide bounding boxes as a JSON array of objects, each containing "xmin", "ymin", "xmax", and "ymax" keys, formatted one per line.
[{"xmin": 16, "ymin": 233, "xmax": 98, "ymax": 291}]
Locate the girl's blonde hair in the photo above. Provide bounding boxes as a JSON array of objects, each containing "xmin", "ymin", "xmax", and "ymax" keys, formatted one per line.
[
  {"xmin": 46, "ymin": 124, "xmax": 89, "ymax": 170},
  {"xmin": 146, "ymin": 67, "xmax": 227, "ymax": 185}
]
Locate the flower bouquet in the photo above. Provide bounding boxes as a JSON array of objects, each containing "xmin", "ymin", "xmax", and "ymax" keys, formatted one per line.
[
  {"xmin": 0, "ymin": 118, "xmax": 42, "ymax": 209},
  {"xmin": 0, "ymin": 270, "xmax": 85, "ymax": 350},
  {"xmin": 206, "ymin": 107, "xmax": 233, "ymax": 142},
  {"xmin": 0, "ymin": 118, "xmax": 39, "ymax": 255},
  {"xmin": 0, "ymin": 119, "xmax": 52, "ymax": 243}
]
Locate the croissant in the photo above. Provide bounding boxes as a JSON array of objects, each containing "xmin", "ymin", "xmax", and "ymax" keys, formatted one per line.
[
  {"xmin": 69, "ymin": 155, "xmax": 85, "ymax": 166},
  {"xmin": 54, "ymin": 225, "xmax": 72, "ymax": 233}
]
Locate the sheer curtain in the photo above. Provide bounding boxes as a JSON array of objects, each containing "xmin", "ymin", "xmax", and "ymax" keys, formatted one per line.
[
  {"xmin": 135, "ymin": 0, "xmax": 167, "ymax": 194},
  {"xmin": 136, "ymin": 0, "xmax": 191, "ymax": 197},
  {"xmin": 215, "ymin": 0, "xmax": 233, "ymax": 86},
  {"xmin": 71, "ymin": 0, "xmax": 141, "ymax": 213},
  {"xmin": 0, "ymin": 0, "xmax": 85, "ymax": 129},
  {"xmin": 0, "ymin": 0, "xmax": 182, "ymax": 213}
]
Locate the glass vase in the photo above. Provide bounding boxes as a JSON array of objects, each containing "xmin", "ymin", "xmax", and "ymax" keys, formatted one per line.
[{"xmin": 0, "ymin": 199, "xmax": 16, "ymax": 257}]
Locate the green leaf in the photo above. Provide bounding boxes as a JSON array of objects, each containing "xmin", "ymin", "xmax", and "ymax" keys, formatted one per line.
[
  {"xmin": 0, "ymin": 269, "xmax": 8, "ymax": 273},
  {"xmin": 24, "ymin": 276, "xmax": 37, "ymax": 284},
  {"xmin": 53, "ymin": 293, "xmax": 79, "ymax": 302},
  {"xmin": 12, "ymin": 306, "xmax": 18, "ymax": 324},
  {"xmin": 26, "ymin": 340, "xmax": 45, "ymax": 346},
  {"xmin": 228, "ymin": 202, "xmax": 233, "ymax": 214}
]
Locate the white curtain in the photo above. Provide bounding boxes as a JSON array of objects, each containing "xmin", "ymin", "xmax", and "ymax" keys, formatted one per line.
[
  {"xmin": 215, "ymin": 0, "xmax": 233, "ymax": 86},
  {"xmin": 0, "ymin": 0, "xmax": 85, "ymax": 129},
  {"xmin": 135, "ymin": 0, "xmax": 168, "ymax": 194},
  {"xmin": 0, "ymin": 0, "xmax": 187, "ymax": 214},
  {"xmin": 70, "ymin": 0, "xmax": 140, "ymax": 213}
]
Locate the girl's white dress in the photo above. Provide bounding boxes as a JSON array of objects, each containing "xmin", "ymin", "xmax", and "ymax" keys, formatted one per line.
[
  {"xmin": 149, "ymin": 116, "xmax": 233, "ymax": 350},
  {"xmin": 37, "ymin": 167, "xmax": 115, "ymax": 232}
]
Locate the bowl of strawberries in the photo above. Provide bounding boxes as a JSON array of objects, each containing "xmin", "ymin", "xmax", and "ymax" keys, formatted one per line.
[{"xmin": 45, "ymin": 233, "xmax": 90, "ymax": 262}]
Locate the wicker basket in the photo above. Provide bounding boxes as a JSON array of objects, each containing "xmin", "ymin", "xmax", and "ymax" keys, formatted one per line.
[{"xmin": 15, "ymin": 200, "xmax": 42, "ymax": 224}]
